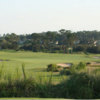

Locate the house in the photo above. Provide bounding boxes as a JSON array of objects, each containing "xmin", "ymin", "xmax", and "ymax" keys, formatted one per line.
[
  {"xmin": 93, "ymin": 40, "xmax": 100, "ymax": 46},
  {"xmin": 96, "ymin": 40, "xmax": 100, "ymax": 46},
  {"xmin": 74, "ymin": 40, "xmax": 80, "ymax": 45}
]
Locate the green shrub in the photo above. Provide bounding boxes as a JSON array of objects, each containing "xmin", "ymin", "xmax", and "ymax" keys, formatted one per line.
[
  {"xmin": 47, "ymin": 64, "xmax": 58, "ymax": 72},
  {"xmin": 0, "ymin": 71, "xmax": 100, "ymax": 98},
  {"xmin": 87, "ymin": 46, "xmax": 100, "ymax": 53},
  {"xmin": 47, "ymin": 64, "xmax": 63, "ymax": 72},
  {"xmin": 76, "ymin": 62, "xmax": 86, "ymax": 71},
  {"xmin": 70, "ymin": 65, "xmax": 76, "ymax": 74},
  {"xmin": 86, "ymin": 62, "xmax": 91, "ymax": 65},
  {"xmin": 62, "ymin": 73, "xmax": 94, "ymax": 99},
  {"xmin": 57, "ymin": 66, "xmax": 62, "ymax": 68},
  {"xmin": 60, "ymin": 69, "xmax": 71, "ymax": 75}
]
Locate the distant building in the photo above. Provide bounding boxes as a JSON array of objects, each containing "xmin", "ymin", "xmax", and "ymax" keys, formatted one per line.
[
  {"xmin": 74, "ymin": 40, "xmax": 80, "ymax": 45},
  {"xmin": 55, "ymin": 41, "xmax": 59, "ymax": 45},
  {"xmin": 96, "ymin": 40, "xmax": 100, "ymax": 46},
  {"xmin": 94, "ymin": 41, "xmax": 97, "ymax": 46},
  {"xmin": 93, "ymin": 40, "xmax": 100, "ymax": 46}
]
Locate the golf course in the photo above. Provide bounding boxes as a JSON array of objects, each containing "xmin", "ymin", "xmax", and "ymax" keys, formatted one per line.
[{"xmin": 0, "ymin": 50, "xmax": 99, "ymax": 83}]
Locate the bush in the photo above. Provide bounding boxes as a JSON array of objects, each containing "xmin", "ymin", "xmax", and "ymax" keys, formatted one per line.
[
  {"xmin": 76, "ymin": 62, "xmax": 86, "ymax": 71},
  {"xmin": 86, "ymin": 62, "xmax": 91, "ymax": 65},
  {"xmin": 0, "ymin": 71, "xmax": 100, "ymax": 98},
  {"xmin": 73, "ymin": 45, "xmax": 87, "ymax": 52},
  {"xmin": 60, "ymin": 64, "xmax": 76, "ymax": 75},
  {"xmin": 47, "ymin": 64, "xmax": 63, "ymax": 72},
  {"xmin": 70, "ymin": 65, "xmax": 76, "ymax": 74},
  {"xmin": 87, "ymin": 46, "xmax": 100, "ymax": 53},
  {"xmin": 47, "ymin": 64, "xmax": 58, "ymax": 72},
  {"xmin": 61, "ymin": 73, "xmax": 94, "ymax": 99},
  {"xmin": 60, "ymin": 69, "xmax": 71, "ymax": 75}
]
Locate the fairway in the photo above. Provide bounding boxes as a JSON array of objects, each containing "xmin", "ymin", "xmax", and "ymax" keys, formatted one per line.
[
  {"xmin": 0, "ymin": 50, "xmax": 99, "ymax": 82},
  {"xmin": 0, "ymin": 98, "xmax": 67, "ymax": 100},
  {"xmin": 0, "ymin": 98, "xmax": 69, "ymax": 100}
]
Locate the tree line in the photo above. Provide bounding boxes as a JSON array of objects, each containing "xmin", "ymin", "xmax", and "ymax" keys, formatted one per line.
[{"xmin": 0, "ymin": 29, "xmax": 100, "ymax": 53}]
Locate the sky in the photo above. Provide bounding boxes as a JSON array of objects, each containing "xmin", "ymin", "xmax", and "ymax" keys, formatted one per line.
[{"xmin": 0, "ymin": 0, "xmax": 100, "ymax": 34}]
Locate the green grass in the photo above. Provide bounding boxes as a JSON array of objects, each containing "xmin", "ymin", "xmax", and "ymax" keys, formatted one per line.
[
  {"xmin": 0, "ymin": 50, "xmax": 99, "ymax": 83},
  {"xmin": 0, "ymin": 98, "xmax": 68, "ymax": 100},
  {"xmin": 0, "ymin": 50, "xmax": 100, "ymax": 98}
]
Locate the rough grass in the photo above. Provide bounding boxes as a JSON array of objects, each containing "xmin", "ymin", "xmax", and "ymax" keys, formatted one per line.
[
  {"xmin": 0, "ymin": 50, "xmax": 99, "ymax": 98},
  {"xmin": 0, "ymin": 71, "xmax": 100, "ymax": 98},
  {"xmin": 0, "ymin": 98, "xmax": 67, "ymax": 100},
  {"xmin": 0, "ymin": 50, "xmax": 99, "ymax": 83}
]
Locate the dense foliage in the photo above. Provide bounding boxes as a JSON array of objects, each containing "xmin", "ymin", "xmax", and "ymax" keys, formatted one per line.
[
  {"xmin": 0, "ymin": 29, "xmax": 100, "ymax": 53},
  {"xmin": 0, "ymin": 71, "xmax": 100, "ymax": 99}
]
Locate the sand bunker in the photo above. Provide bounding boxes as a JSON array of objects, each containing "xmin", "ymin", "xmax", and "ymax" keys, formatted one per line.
[
  {"xmin": 93, "ymin": 56, "xmax": 100, "ymax": 59},
  {"xmin": 90, "ymin": 62, "xmax": 100, "ymax": 66},
  {"xmin": 57, "ymin": 63, "xmax": 72, "ymax": 68}
]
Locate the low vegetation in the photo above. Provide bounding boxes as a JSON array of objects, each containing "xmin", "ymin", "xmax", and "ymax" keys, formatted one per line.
[
  {"xmin": 47, "ymin": 64, "xmax": 63, "ymax": 72},
  {"xmin": 60, "ymin": 69, "xmax": 71, "ymax": 75},
  {"xmin": 0, "ymin": 64, "xmax": 99, "ymax": 99},
  {"xmin": 0, "ymin": 51, "xmax": 99, "ymax": 99},
  {"xmin": 76, "ymin": 62, "xmax": 86, "ymax": 70},
  {"xmin": 60, "ymin": 62, "xmax": 86, "ymax": 76}
]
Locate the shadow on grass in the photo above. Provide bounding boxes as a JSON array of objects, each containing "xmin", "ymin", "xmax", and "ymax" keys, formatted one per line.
[{"xmin": 28, "ymin": 68, "xmax": 47, "ymax": 72}]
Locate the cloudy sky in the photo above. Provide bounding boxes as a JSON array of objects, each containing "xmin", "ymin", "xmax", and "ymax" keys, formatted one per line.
[{"xmin": 0, "ymin": 0, "xmax": 100, "ymax": 34}]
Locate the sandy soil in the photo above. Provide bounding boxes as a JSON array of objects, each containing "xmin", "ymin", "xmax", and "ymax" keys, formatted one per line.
[
  {"xmin": 90, "ymin": 62, "xmax": 100, "ymax": 66},
  {"xmin": 57, "ymin": 63, "xmax": 72, "ymax": 68},
  {"xmin": 93, "ymin": 56, "xmax": 100, "ymax": 59}
]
